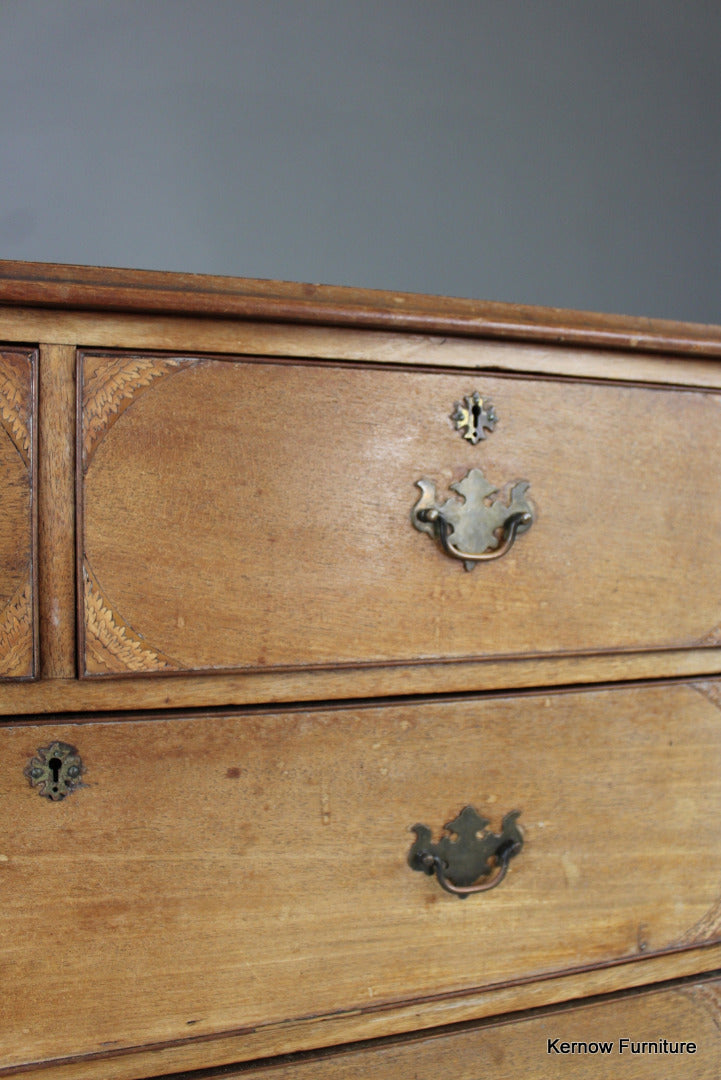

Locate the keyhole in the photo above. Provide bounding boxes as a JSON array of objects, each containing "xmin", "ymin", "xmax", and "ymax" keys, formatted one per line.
[
  {"xmin": 26, "ymin": 743, "xmax": 83, "ymax": 800},
  {"xmin": 471, "ymin": 400, "xmax": 483, "ymax": 436},
  {"xmin": 48, "ymin": 757, "xmax": 62, "ymax": 794}
]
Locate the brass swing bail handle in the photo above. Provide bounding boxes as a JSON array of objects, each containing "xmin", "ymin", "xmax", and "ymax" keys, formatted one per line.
[
  {"xmin": 408, "ymin": 807, "xmax": 524, "ymax": 899},
  {"xmin": 418, "ymin": 838, "xmax": 522, "ymax": 897},
  {"xmin": 417, "ymin": 507, "xmax": 532, "ymax": 563},
  {"xmin": 411, "ymin": 469, "xmax": 534, "ymax": 569}
]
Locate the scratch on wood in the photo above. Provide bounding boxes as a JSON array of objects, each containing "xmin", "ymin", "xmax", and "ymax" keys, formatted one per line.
[{"xmin": 320, "ymin": 775, "xmax": 331, "ymax": 825}]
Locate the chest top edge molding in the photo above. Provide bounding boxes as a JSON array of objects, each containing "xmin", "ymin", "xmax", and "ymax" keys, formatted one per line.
[{"xmin": 0, "ymin": 259, "xmax": 720, "ymax": 359}]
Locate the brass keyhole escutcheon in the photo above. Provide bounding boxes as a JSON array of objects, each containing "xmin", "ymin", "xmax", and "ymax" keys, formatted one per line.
[
  {"xmin": 451, "ymin": 392, "xmax": 497, "ymax": 444},
  {"xmin": 25, "ymin": 742, "xmax": 85, "ymax": 801}
]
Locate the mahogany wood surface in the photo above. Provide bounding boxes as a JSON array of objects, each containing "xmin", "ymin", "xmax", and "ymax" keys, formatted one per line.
[{"xmin": 3, "ymin": 682, "xmax": 721, "ymax": 1074}]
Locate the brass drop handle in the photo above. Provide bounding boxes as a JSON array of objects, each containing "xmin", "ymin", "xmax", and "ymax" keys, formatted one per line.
[
  {"xmin": 411, "ymin": 469, "xmax": 534, "ymax": 571},
  {"xmin": 417, "ymin": 507, "xmax": 532, "ymax": 564},
  {"xmin": 416, "ymin": 841, "xmax": 520, "ymax": 897},
  {"xmin": 408, "ymin": 806, "xmax": 523, "ymax": 899}
]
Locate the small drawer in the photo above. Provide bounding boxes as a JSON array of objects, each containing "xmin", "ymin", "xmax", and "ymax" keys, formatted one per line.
[
  {"xmin": 77, "ymin": 351, "xmax": 721, "ymax": 678},
  {"xmin": 0, "ymin": 347, "xmax": 35, "ymax": 679},
  {"xmin": 231, "ymin": 976, "xmax": 721, "ymax": 1079},
  {"xmin": 3, "ymin": 680, "xmax": 721, "ymax": 1071}
]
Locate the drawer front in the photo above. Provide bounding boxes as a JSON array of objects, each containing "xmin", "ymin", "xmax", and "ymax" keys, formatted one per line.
[
  {"xmin": 230, "ymin": 977, "xmax": 721, "ymax": 1079},
  {"xmin": 3, "ymin": 681, "xmax": 721, "ymax": 1070},
  {"xmin": 0, "ymin": 347, "xmax": 35, "ymax": 679},
  {"xmin": 78, "ymin": 352, "xmax": 721, "ymax": 678}
]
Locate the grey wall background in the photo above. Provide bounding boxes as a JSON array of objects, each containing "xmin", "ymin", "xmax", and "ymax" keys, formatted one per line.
[{"xmin": 1, "ymin": 1, "xmax": 719, "ymax": 322}]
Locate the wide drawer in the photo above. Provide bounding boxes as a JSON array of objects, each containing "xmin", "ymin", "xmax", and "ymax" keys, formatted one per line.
[
  {"xmin": 231, "ymin": 976, "xmax": 721, "ymax": 1079},
  {"xmin": 78, "ymin": 352, "xmax": 721, "ymax": 677},
  {"xmin": 3, "ymin": 680, "xmax": 721, "ymax": 1072},
  {"xmin": 0, "ymin": 347, "xmax": 35, "ymax": 679}
]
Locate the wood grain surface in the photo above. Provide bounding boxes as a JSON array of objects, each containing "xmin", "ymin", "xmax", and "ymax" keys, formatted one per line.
[
  {"xmin": 2, "ymin": 651, "xmax": 721, "ymax": 716},
  {"xmin": 226, "ymin": 976, "xmax": 721, "ymax": 1080},
  {"xmin": 2, "ymin": 259, "xmax": 721, "ymax": 359},
  {"xmin": 0, "ymin": 348, "xmax": 35, "ymax": 678},
  {"xmin": 2, "ymin": 268, "xmax": 721, "ymax": 1080},
  {"xmin": 79, "ymin": 354, "xmax": 721, "ymax": 676},
  {"xmin": 3, "ymin": 681, "xmax": 721, "ymax": 1073},
  {"xmin": 5, "ymin": 307, "xmax": 721, "ymax": 390},
  {"xmin": 3, "ymin": 948, "xmax": 719, "ymax": 1080},
  {"xmin": 38, "ymin": 344, "xmax": 75, "ymax": 678}
]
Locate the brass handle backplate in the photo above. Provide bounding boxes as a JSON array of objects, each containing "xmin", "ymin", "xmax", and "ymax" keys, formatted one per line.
[
  {"xmin": 412, "ymin": 468, "xmax": 533, "ymax": 571},
  {"xmin": 408, "ymin": 805, "xmax": 523, "ymax": 898}
]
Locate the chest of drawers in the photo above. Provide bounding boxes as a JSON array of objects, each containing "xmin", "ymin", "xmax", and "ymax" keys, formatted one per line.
[{"xmin": 1, "ymin": 261, "xmax": 720, "ymax": 1078}]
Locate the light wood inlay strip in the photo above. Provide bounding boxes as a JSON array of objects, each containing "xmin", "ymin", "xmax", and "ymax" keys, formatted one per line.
[{"xmin": 38, "ymin": 344, "xmax": 76, "ymax": 678}]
